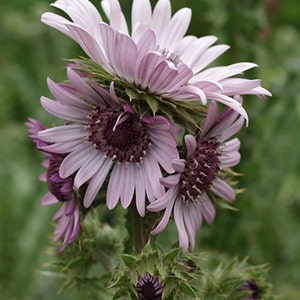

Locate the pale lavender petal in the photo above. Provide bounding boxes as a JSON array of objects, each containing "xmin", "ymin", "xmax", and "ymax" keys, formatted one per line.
[
  {"xmin": 150, "ymin": 0, "xmax": 171, "ymax": 40},
  {"xmin": 206, "ymin": 93, "xmax": 248, "ymax": 125},
  {"xmin": 137, "ymin": 52, "xmax": 165, "ymax": 89},
  {"xmin": 219, "ymin": 152, "xmax": 241, "ymax": 169},
  {"xmin": 174, "ymin": 200, "xmax": 189, "ymax": 251},
  {"xmin": 192, "ymin": 62, "xmax": 258, "ymax": 82},
  {"xmin": 148, "ymin": 186, "xmax": 178, "ymax": 211},
  {"xmin": 65, "ymin": 24, "xmax": 107, "ymax": 66},
  {"xmin": 120, "ymin": 163, "xmax": 135, "ymax": 209},
  {"xmin": 135, "ymin": 166, "xmax": 146, "ymax": 217},
  {"xmin": 52, "ymin": 0, "xmax": 103, "ymax": 32},
  {"xmin": 67, "ymin": 67, "xmax": 109, "ymax": 104},
  {"xmin": 47, "ymin": 78, "xmax": 92, "ymax": 110},
  {"xmin": 40, "ymin": 140, "xmax": 83, "ymax": 154},
  {"xmin": 107, "ymin": 164, "xmax": 123, "ymax": 209},
  {"xmin": 219, "ymin": 78, "xmax": 263, "ymax": 95},
  {"xmin": 59, "ymin": 143, "xmax": 92, "ymax": 178},
  {"xmin": 211, "ymin": 177, "xmax": 235, "ymax": 202},
  {"xmin": 160, "ymin": 174, "xmax": 180, "ymax": 188},
  {"xmin": 167, "ymin": 85, "xmax": 207, "ymax": 104},
  {"xmin": 191, "ymin": 44, "xmax": 229, "ymax": 73},
  {"xmin": 200, "ymin": 101, "xmax": 218, "ymax": 139},
  {"xmin": 101, "ymin": 0, "xmax": 128, "ymax": 34},
  {"xmin": 200, "ymin": 194, "xmax": 216, "ymax": 224},
  {"xmin": 113, "ymin": 32, "xmax": 138, "ymax": 83},
  {"xmin": 161, "ymin": 8, "xmax": 191, "ymax": 52},
  {"xmin": 184, "ymin": 135, "xmax": 197, "ymax": 157},
  {"xmin": 131, "ymin": 0, "xmax": 151, "ymax": 30},
  {"xmin": 41, "ymin": 192, "xmax": 58, "ymax": 205},
  {"xmin": 41, "ymin": 12, "xmax": 74, "ymax": 38},
  {"xmin": 74, "ymin": 150, "xmax": 106, "ymax": 188},
  {"xmin": 38, "ymin": 124, "xmax": 86, "ymax": 143},
  {"xmin": 147, "ymin": 61, "xmax": 178, "ymax": 93},
  {"xmin": 171, "ymin": 159, "xmax": 186, "ymax": 173},
  {"xmin": 135, "ymin": 29, "xmax": 156, "ymax": 62},
  {"xmin": 142, "ymin": 154, "xmax": 165, "ymax": 202},
  {"xmin": 40, "ymin": 96, "xmax": 88, "ymax": 123},
  {"xmin": 179, "ymin": 36, "xmax": 218, "ymax": 72},
  {"xmin": 182, "ymin": 203, "xmax": 202, "ymax": 251},
  {"xmin": 83, "ymin": 158, "xmax": 113, "ymax": 208}
]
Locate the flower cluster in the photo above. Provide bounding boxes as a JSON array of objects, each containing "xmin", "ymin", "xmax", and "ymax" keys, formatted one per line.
[{"xmin": 28, "ymin": 0, "xmax": 270, "ymax": 255}]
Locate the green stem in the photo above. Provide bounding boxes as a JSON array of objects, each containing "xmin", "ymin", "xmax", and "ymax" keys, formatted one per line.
[{"xmin": 133, "ymin": 205, "xmax": 146, "ymax": 253}]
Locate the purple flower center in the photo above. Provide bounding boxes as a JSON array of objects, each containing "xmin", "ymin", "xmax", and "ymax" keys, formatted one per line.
[
  {"xmin": 47, "ymin": 158, "xmax": 74, "ymax": 202},
  {"xmin": 88, "ymin": 107, "xmax": 151, "ymax": 163},
  {"xmin": 180, "ymin": 138, "xmax": 220, "ymax": 202},
  {"xmin": 136, "ymin": 273, "xmax": 163, "ymax": 300}
]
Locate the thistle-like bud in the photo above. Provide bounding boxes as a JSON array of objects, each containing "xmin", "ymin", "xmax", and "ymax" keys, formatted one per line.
[{"xmin": 136, "ymin": 272, "xmax": 163, "ymax": 300}]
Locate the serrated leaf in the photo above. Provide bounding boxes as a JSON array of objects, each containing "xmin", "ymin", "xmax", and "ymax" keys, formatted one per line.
[
  {"xmin": 122, "ymin": 254, "xmax": 137, "ymax": 266},
  {"xmin": 179, "ymin": 281, "xmax": 199, "ymax": 298},
  {"xmin": 163, "ymin": 248, "xmax": 180, "ymax": 262}
]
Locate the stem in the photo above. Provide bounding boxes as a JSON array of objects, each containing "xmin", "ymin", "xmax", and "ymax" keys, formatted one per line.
[{"xmin": 133, "ymin": 205, "xmax": 146, "ymax": 253}]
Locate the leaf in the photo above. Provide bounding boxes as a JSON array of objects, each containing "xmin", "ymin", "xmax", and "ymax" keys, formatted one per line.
[
  {"xmin": 163, "ymin": 248, "xmax": 180, "ymax": 262},
  {"xmin": 179, "ymin": 281, "xmax": 199, "ymax": 298},
  {"xmin": 122, "ymin": 254, "xmax": 137, "ymax": 267}
]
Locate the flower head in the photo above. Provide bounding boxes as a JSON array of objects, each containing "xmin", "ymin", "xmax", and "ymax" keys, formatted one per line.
[
  {"xmin": 238, "ymin": 279, "xmax": 262, "ymax": 300},
  {"xmin": 37, "ymin": 67, "xmax": 178, "ymax": 217},
  {"xmin": 41, "ymin": 0, "xmax": 271, "ymax": 122},
  {"xmin": 148, "ymin": 100, "xmax": 244, "ymax": 251},
  {"xmin": 136, "ymin": 272, "xmax": 163, "ymax": 300},
  {"xmin": 26, "ymin": 118, "xmax": 81, "ymax": 251}
]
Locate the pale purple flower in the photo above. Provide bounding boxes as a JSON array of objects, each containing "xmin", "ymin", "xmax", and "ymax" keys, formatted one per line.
[
  {"xmin": 41, "ymin": 0, "xmax": 271, "ymax": 122},
  {"xmin": 26, "ymin": 118, "xmax": 81, "ymax": 251},
  {"xmin": 37, "ymin": 67, "xmax": 178, "ymax": 217},
  {"xmin": 136, "ymin": 272, "xmax": 163, "ymax": 300},
  {"xmin": 148, "ymin": 100, "xmax": 244, "ymax": 251}
]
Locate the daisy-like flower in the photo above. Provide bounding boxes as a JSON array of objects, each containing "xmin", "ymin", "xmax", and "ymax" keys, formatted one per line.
[
  {"xmin": 37, "ymin": 67, "xmax": 178, "ymax": 217},
  {"xmin": 41, "ymin": 0, "xmax": 271, "ymax": 122},
  {"xmin": 147, "ymin": 100, "xmax": 244, "ymax": 251},
  {"xmin": 136, "ymin": 272, "xmax": 163, "ymax": 300},
  {"xmin": 26, "ymin": 118, "xmax": 81, "ymax": 251}
]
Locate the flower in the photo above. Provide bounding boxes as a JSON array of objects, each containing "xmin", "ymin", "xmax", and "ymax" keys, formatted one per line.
[
  {"xmin": 136, "ymin": 272, "xmax": 163, "ymax": 300},
  {"xmin": 41, "ymin": 0, "xmax": 271, "ymax": 122},
  {"xmin": 37, "ymin": 67, "xmax": 178, "ymax": 217},
  {"xmin": 147, "ymin": 100, "xmax": 244, "ymax": 251},
  {"xmin": 26, "ymin": 118, "xmax": 81, "ymax": 251},
  {"xmin": 238, "ymin": 279, "xmax": 262, "ymax": 300}
]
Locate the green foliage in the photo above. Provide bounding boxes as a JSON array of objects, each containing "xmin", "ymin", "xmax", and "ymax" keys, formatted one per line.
[{"xmin": 1, "ymin": 0, "xmax": 300, "ymax": 299}]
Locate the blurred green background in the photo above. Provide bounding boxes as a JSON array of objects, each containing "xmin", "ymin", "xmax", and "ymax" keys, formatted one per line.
[{"xmin": 1, "ymin": 0, "xmax": 300, "ymax": 299}]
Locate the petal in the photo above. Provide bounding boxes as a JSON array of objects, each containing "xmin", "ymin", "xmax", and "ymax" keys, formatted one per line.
[
  {"xmin": 41, "ymin": 192, "xmax": 58, "ymax": 205},
  {"xmin": 83, "ymin": 158, "xmax": 113, "ymax": 207},
  {"xmin": 107, "ymin": 164, "xmax": 123, "ymax": 209},
  {"xmin": 211, "ymin": 177, "xmax": 236, "ymax": 202},
  {"xmin": 101, "ymin": 0, "xmax": 129, "ymax": 34},
  {"xmin": 120, "ymin": 163, "xmax": 135, "ymax": 209},
  {"xmin": 132, "ymin": 0, "xmax": 151, "ymax": 30},
  {"xmin": 174, "ymin": 200, "xmax": 189, "ymax": 251},
  {"xmin": 38, "ymin": 125, "xmax": 87, "ymax": 143},
  {"xmin": 40, "ymin": 96, "xmax": 89, "ymax": 123},
  {"xmin": 74, "ymin": 150, "xmax": 106, "ymax": 188},
  {"xmin": 171, "ymin": 159, "xmax": 186, "ymax": 173},
  {"xmin": 59, "ymin": 143, "xmax": 93, "ymax": 178},
  {"xmin": 184, "ymin": 135, "xmax": 197, "ymax": 157}
]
